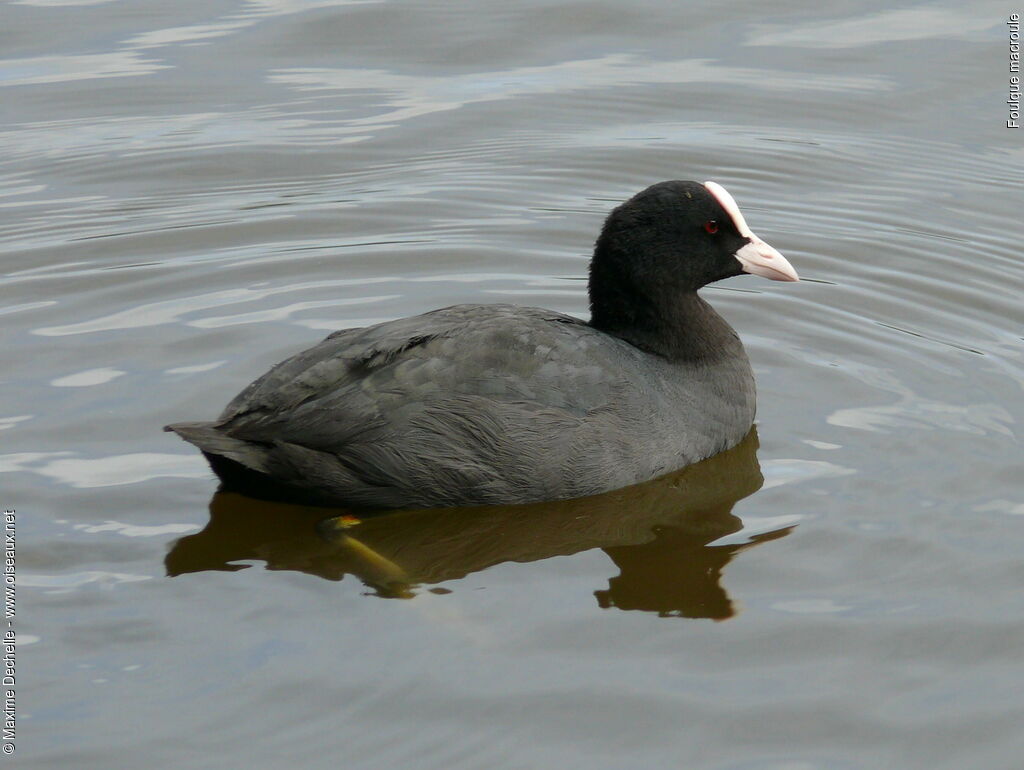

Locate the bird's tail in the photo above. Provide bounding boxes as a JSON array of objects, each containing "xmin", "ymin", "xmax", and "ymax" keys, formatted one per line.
[{"xmin": 164, "ymin": 421, "xmax": 272, "ymax": 475}]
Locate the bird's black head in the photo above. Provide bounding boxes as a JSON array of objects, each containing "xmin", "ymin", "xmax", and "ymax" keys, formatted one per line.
[{"xmin": 588, "ymin": 180, "xmax": 797, "ymax": 344}]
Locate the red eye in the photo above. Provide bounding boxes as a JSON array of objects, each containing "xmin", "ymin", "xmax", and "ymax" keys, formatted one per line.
[{"xmin": 703, "ymin": 220, "xmax": 719, "ymax": 234}]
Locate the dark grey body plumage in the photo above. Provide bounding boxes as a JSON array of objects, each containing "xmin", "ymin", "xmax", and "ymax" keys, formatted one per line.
[{"xmin": 170, "ymin": 302, "xmax": 754, "ymax": 508}]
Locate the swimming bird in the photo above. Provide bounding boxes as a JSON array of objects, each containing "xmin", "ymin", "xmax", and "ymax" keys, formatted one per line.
[{"xmin": 166, "ymin": 180, "xmax": 798, "ymax": 509}]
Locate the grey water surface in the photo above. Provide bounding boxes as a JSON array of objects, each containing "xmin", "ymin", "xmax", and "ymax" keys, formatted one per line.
[{"xmin": 3, "ymin": 1, "xmax": 1023, "ymax": 768}]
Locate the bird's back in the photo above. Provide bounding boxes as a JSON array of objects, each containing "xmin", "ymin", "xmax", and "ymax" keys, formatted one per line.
[{"xmin": 167, "ymin": 303, "xmax": 755, "ymax": 508}]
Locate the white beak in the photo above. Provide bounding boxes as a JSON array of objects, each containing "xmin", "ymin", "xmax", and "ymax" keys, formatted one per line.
[
  {"xmin": 704, "ymin": 180, "xmax": 800, "ymax": 282},
  {"xmin": 733, "ymin": 237, "xmax": 800, "ymax": 282}
]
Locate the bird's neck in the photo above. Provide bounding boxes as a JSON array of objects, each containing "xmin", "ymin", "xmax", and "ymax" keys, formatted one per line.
[{"xmin": 589, "ymin": 277, "xmax": 741, "ymax": 362}]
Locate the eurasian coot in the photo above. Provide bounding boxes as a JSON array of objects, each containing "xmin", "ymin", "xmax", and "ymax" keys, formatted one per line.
[{"xmin": 167, "ymin": 180, "xmax": 798, "ymax": 508}]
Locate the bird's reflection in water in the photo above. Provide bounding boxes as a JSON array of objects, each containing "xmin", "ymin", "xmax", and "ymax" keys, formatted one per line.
[{"xmin": 166, "ymin": 427, "xmax": 793, "ymax": 619}]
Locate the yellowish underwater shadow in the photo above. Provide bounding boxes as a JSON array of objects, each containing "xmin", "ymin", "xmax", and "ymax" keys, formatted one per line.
[{"xmin": 165, "ymin": 427, "xmax": 793, "ymax": 619}]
